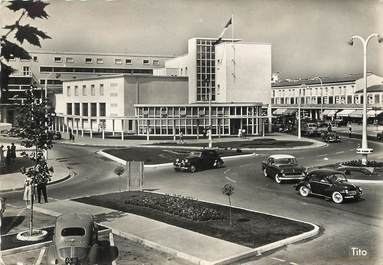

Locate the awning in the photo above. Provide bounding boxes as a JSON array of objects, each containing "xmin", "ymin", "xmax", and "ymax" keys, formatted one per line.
[
  {"xmin": 336, "ymin": 109, "xmax": 356, "ymax": 117},
  {"xmin": 273, "ymin": 108, "xmax": 287, "ymax": 115},
  {"xmin": 367, "ymin": 110, "xmax": 383, "ymax": 118},
  {"xmin": 284, "ymin": 109, "xmax": 297, "ymax": 115},
  {"xmin": 322, "ymin": 110, "xmax": 338, "ymax": 117},
  {"xmin": 349, "ymin": 109, "xmax": 363, "ymax": 118}
]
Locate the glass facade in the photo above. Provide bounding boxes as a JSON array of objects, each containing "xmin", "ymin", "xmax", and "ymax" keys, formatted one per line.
[{"xmin": 196, "ymin": 39, "xmax": 215, "ymax": 102}]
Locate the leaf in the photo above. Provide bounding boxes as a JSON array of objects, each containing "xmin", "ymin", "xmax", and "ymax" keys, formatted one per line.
[
  {"xmin": 7, "ymin": 1, "xmax": 49, "ymax": 19},
  {"xmin": 1, "ymin": 39, "xmax": 31, "ymax": 61},
  {"xmin": 15, "ymin": 24, "xmax": 51, "ymax": 46}
]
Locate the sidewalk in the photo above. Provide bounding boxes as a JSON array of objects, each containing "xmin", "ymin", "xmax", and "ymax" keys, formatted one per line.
[
  {"xmin": 33, "ymin": 199, "xmax": 318, "ymax": 265},
  {"xmin": 0, "ymin": 158, "xmax": 71, "ymax": 193},
  {"xmin": 332, "ymin": 124, "xmax": 383, "ymax": 137}
]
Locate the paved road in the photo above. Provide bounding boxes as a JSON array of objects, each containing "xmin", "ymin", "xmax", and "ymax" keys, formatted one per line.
[{"xmin": 1, "ymin": 136, "xmax": 383, "ymax": 265}]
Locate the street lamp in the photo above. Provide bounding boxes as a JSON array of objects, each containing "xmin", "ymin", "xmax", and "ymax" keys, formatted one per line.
[
  {"xmin": 311, "ymin": 77, "xmax": 323, "ymax": 120},
  {"xmin": 204, "ymin": 78, "xmax": 213, "ymax": 148},
  {"xmin": 348, "ymin": 33, "xmax": 382, "ymax": 165},
  {"xmin": 297, "ymin": 84, "xmax": 305, "ymax": 139}
]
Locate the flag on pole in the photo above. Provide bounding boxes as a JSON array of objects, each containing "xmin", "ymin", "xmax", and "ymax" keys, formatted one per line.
[{"xmin": 212, "ymin": 17, "xmax": 232, "ymax": 46}]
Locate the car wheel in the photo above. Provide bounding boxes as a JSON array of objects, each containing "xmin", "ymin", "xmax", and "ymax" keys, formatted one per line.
[
  {"xmin": 299, "ymin": 185, "xmax": 310, "ymax": 197},
  {"xmin": 216, "ymin": 160, "xmax": 224, "ymax": 168},
  {"xmin": 190, "ymin": 165, "xmax": 197, "ymax": 173},
  {"xmin": 263, "ymin": 168, "xmax": 268, "ymax": 177},
  {"xmin": 275, "ymin": 174, "xmax": 282, "ymax": 184},
  {"xmin": 332, "ymin": 192, "xmax": 344, "ymax": 204}
]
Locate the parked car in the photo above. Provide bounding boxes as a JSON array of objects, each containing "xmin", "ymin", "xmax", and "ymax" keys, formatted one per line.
[
  {"xmin": 47, "ymin": 213, "xmax": 118, "ymax": 265},
  {"xmin": 173, "ymin": 149, "xmax": 224, "ymax": 173},
  {"xmin": 322, "ymin": 131, "xmax": 341, "ymax": 142},
  {"xmin": 301, "ymin": 122, "xmax": 318, "ymax": 136},
  {"xmin": 295, "ymin": 169, "xmax": 363, "ymax": 203},
  {"xmin": 377, "ymin": 131, "xmax": 383, "ymax": 140},
  {"xmin": 261, "ymin": 154, "xmax": 306, "ymax": 184}
]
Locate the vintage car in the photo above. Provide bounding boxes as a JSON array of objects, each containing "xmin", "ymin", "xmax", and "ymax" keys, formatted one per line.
[
  {"xmin": 261, "ymin": 154, "xmax": 306, "ymax": 184},
  {"xmin": 301, "ymin": 122, "xmax": 318, "ymax": 136},
  {"xmin": 321, "ymin": 131, "xmax": 341, "ymax": 142},
  {"xmin": 173, "ymin": 149, "xmax": 224, "ymax": 173},
  {"xmin": 47, "ymin": 213, "xmax": 118, "ymax": 265},
  {"xmin": 377, "ymin": 131, "xmax": 383, "ymax": 140},
  {"xmin": 295, "ymin": 169, "xmax": 363, "ymax": 204}
]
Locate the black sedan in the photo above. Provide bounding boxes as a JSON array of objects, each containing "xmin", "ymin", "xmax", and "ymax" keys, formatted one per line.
[
  {"xmin": 173, "ymin": 149, "xmax": 224, "ymax": 173},
  {"xmin": 261, "ymin": 154, "xmax": 306, "ymax": 184},
  {"xmin": 295, "ymin": 169, "xmax": 363, "ymax": 204},
  {"xmin": 321, "ymin": 131, "xmax": 341, "ymax": 143}
]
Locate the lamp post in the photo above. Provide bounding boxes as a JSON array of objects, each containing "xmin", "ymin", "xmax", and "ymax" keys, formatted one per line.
[
  {"xmin": 297, "ymin": 84, "xmax": 305, "ymax": 139},
  {"xmin": 204, "ymin": 78, "xmax": 213, "ymax": 148},
  {"xmin": 348, "ymin": 33, "xmax": 382, "ymax": 165},
  {"xmin": 311, "ymin": 77, "xmax": 323, "ymax": 120}
]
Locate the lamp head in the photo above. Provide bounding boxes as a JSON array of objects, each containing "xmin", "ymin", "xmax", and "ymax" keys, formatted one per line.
[
  {"xmin": 378, "ymin": 36, "xmax": 383, "ymax": 44},
  {"xmin": 347, "ymin": 39, "xmax": 354, "ymax": 46}
]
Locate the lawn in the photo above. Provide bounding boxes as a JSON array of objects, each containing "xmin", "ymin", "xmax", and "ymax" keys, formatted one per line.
[
  {"xmin": 75, "ymin": 191, "xmax": 315, "ymax": 248},
  {"xmin": 103, "ymin": 147, "xmax": 249, "ymax": 165}
]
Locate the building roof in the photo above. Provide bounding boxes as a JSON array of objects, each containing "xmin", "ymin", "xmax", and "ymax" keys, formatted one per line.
[
  {"xmin": 271, "ymin": 73, "xmax": 376, "ymax": 88},
  {"xmin": 355, "ymin": 84, "xmax": 383, "ymax": 94},
  {"xmin": 29, "ymin": 50, "xmax": 176, "ymax": 58}
]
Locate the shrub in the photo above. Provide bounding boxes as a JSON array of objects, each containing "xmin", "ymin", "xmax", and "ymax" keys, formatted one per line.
[{"xmin": 341, "ymin": 160, "xmax": 383, "ymax": 167}]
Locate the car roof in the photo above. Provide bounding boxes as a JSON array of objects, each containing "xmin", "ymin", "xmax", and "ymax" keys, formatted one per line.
[
  {"xmin": 56, "ymin": 213, "xmax": 94, "ymax": 231},
  {"xmin": 308, "ymin": 168, "xmax": 344, "ymax": 177},
  {"xmin": 269, "ymin": 154, "xmax": 295, "ymax": 159}
]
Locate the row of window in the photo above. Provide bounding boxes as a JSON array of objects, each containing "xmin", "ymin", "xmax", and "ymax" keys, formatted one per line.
[
  {"xmin": 40, "ymin": 66, "xmax": 153, "ymax": 75},
  {"xmin": 53, "ymin": 56, "xmax": 160, "ymax": 66},
  {"xmin": 272, "ymin": 85, "xmax": 355, "ymax": 97},
  {"xmin": 272, "ymin": 94, "xmax": 383, "ymax": 105},
  {"xmin": 67, "ymin": 84, "xmax": 105, "ymax": 97},
  {"xmin": 67, "ymin": 102, "xmax": 106, "ymax": 116}
]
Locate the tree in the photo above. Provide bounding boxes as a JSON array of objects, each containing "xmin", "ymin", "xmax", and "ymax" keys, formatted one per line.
[
  {"xmin": 18, "ymin": 87, "xmax": 54, "ymax": 237},
  {"xmin": 1, "ymin": 0, "xmax": 50, "ymax": 103},
  {"xmin": 221, "ymin": 183, "xmax": 234, "ymax": 226},
  {"xmin": 114, "ymin": 166, "xmax": 125, "ymax": 193}
]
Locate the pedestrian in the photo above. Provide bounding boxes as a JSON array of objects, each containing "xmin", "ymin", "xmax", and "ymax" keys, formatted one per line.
[
  {"xmin": 348, "ymin": 125, "xmax": 352, "ymax": 138},
  {"xmin": 179, "ymin": 131, "xmax": 184, "ymax": 144},
  {"xmin": 6, "ymin": 146, "xmax": 11, "ymax": 166},
  {"xmin": 69, "ymin": 130, "xmax": 73, "ymax": 141},
  {"xmin": 37, "ymin": 179, "xmax": 48, "ymax": 203},
  {"xmin": 202, "ymin": 129, "xmax": 206, "ymax": 138},
  {"xmin": 72, "ymin": 133, "xmax": 75, "ymax": 142},
  {"xmin": 242, "ymin": 129, "xmax": 246, "ymax": 139},
  {"xmin": 0, "ymin": 145, "xmax": 4, "ymax": 167},
  {"xmin": 23, "ymin": 176, "xmax": 34, "ymax": 208},
  {"xmin": 10, "ymin": 143, "xmax": 16, "ymax": 161},
  {"xmin": 238, "ymin": 129, "xmax": 242, "ymax": 138}
]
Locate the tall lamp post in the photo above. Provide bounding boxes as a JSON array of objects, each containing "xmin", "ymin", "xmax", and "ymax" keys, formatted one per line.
[
  {"xmin": 297, "ymin": 84, "xmax": 305, "ymax": 139},
  {"xmin": 204, "ymin": 78, "xmax": 213, "ymax": 148},
  {"xmin": 348, "ymin": 33, "xmax": 382, "ymax": 164},
  {"xmin": 311, "ymin": 77, "xmax": 323, "ymax": 120}
]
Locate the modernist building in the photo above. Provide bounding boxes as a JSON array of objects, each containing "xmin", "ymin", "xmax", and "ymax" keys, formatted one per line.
[
  {"xmin": 1, "ymin": 51, "xmax": 174, "ymax": 123},
  {"xmin": 54, "ymin": 37, "xmax": 272, "ymax": 137},
  {"xmin": 271, "ymin": 73, "xmax": 383, "ymax": 123}
]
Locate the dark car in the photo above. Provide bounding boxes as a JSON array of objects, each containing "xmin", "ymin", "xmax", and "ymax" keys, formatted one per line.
[
  {"xmin": 377, "ymin": 131, "xmax": 383, "ymax": 140},
  {"xmin": 261, "ymin": 154, "xmax": 306, "ymax": 184},
  {"xmin": 47, "ymin": 213, "xmax": 118, "ymax": 265},
  {"xmin": 173, "ymin": 149, "xmax": 224, "ymax": 173},
  {"xmin": 321, "ymin": 131, "xmax": 341, "ymax": 142},
  {"xmin": 295, "ymin": 169, "xmax": 363, "ymax": 204}
]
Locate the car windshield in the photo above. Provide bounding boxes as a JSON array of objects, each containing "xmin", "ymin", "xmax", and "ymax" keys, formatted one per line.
[
  {"xmin": 328, "ymin": 173, "xmax": 347, "ymax": 183},
  {"xmin": 189, "ymin": 151, "xmax": 202, "ymax": 157},
  {"xmin": 275, "ymin": 158, "xmax": 297, "ymax": 165}
]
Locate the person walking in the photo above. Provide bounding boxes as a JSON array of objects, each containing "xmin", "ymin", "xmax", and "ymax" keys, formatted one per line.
[
  {"xmin": 348, "ymin": 125, "xmax": 352, "ymax": 138},
  {"xmin": 0, "ymin": 145, "xmax": 4, "ymax": 167},
  {"xmin": 23, "ymin": 176, "xmax": 34, "ymax": 208},
  {"xmin": 10, "ymin": 143, "xmax": 16, "ymax": 161},
  {"xmin": 37, "ymin": 178, "xmax": 48, "ymax": 203},
  {"xmin": 179, "ymin": 132, "xmax": 184, "ymax": 144},
  {"xmin": 6, "ymin": 146, "xmax": 11, "ymax": 167}
]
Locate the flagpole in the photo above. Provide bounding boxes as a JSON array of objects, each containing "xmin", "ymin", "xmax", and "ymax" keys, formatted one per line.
[{"xmin": 231, "ymin": 14, "xmax": 235, "ymax": 82}]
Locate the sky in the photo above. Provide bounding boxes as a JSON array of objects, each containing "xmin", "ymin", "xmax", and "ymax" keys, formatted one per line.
[{"xmin": 1, "ymin": 0, "xmax": 382, "ymax": 79}]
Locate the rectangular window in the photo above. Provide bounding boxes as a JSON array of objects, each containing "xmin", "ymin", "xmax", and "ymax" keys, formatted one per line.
[
  {"xmin": 375, "ymin": 94, "xmax": 380, "ymax": 104},
  {"xmin": 67, "ymin": 86, "xmax": 71, "ymax": 96},
  {"xmin": 33, "ymin": 56, "xmax": 38, "ymax": 62},
  {"xmin": 125, "ymin": 59, "xmax": 132, "ymax": 64},
  {"xmin": 74, "ymin": 103, "xmax": 80, "ymax": 115},
  {"xmin": 143, "ymin": 59, "xmax": 150, "ymax": 65},
  {"xmin": 82, "ymin": 103, "xmax": 88, "ymax": 116},
  {"xmin": 54, "ymin": 57, "xmax": 62, "ymax": 63},
  {"xmin": 66, "ymin": 57, "xmax": 74, "ymax": 63},
  {"xmin": 100, "ymin": 84, "xmax": 104, "ymax": 96},
  {"xmin": 66, "ymin": 103, "xmax": 72, "ymax": 115},
  {"xmin": 153, "ymin": 59, "xmax": 160, "ymax": 65},
  {"xmin": 23, "ymin": 66, "xmax": 30, "ymax": 76},
  {"xmin": 96, "ymin": 58, "xmax": 104, "ymax": 64},
  {"xmin": 91, "ymin": 85, "xmax": 95, "ymax": 96},
  {"xmin": 99, "ymin": 103, "xmax": 106, "ymax": 116},
  {"xmin": 90, "ymin": 103, "xmax": 97, "ymax": 116},
  {"xmin": 347, "ymin": 95, "xmax": 352, "ymax": 104},
  {"xmin": 85, "ymin": 58, "xmax": 92, "ymax": 64},
  {"xmin": 115, "ymin": 58, "xmax": 122, "ymax": 64},
  {"xmin": 82, "ymin": 85, "xmax": 87, "ymax": 96},
  {"xmin": 74, "ymin": 86, "xmax": 79, "ymax": 96}
]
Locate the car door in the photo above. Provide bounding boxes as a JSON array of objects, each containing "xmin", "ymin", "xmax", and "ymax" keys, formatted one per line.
[
  {"xmin": 310, "ymin": 175, "xmax": 331, "ymax": 196},
  {"xmin": 266, "ymin": 158, "xmax": 276, "ymax": 177},
  {"xmin": 200, "ymin": 151, "xmax": 210, "ymax": 169}
]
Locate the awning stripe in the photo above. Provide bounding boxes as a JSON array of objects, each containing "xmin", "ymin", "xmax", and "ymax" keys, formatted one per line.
[{"xmin": 336, "ymin": 109, "xmax": 356, "ymax": 117}]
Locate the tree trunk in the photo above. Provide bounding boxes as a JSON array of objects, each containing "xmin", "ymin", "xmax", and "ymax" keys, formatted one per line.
[
  {"xmin": 29, "ymin": 145, "xmax": 37, "ymax": 236},
  {"xmin": 228, "ymin": 196, "xmax": 232, "ymax": 226}
]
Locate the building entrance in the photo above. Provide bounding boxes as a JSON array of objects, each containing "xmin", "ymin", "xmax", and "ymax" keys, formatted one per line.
[{"xmin": 230, "ymin": 119, "xmax": 241, "ymax": 135}]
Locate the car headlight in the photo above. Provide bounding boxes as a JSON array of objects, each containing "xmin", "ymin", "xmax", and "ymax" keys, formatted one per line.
[
  {"xmin": 176, "ymin": 158, "xmax": 179, "ymax": 162},
  {"xmin": 185, "ymin": 159, "xmax": 189, "ymax": 163}
]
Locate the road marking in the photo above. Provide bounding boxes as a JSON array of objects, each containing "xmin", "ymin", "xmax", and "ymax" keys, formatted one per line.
[
  {"xmin": 109, "ymin": 232, "xmax": 117, "ymax": 265},
  {"xmin": 317, "ymin": 154, "xmax": 327, "ymax": 157},
  {"xmin": 290, "ymin": 262, "xmax": 299, "ymax": 265},
  {"xmin": 35, "ymin": 247, "xmax": 46, "ymax": 265},
  {"xmin": 225, "ymin": 176, "xmax": 237, "ymax": 183},
  {"xmin": 224, "ymin": 168, "xmax": 231, "ymax": 174},
  {"xmin": 335, "ymin": 151, "xmax": 344, "ymax": 154},
  {"xmin": 271, "ymin": 257, "xmax": 286, "ymax": 262}
]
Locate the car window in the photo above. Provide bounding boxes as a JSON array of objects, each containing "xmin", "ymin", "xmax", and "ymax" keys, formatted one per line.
[
  {"xmin": 190, "ymin": 151, "xmax": 202, "ymax": 157},
  {"xmin": 328, "ymin": 173, "xmax": 347, "ymax": 183},
  {"xmin": 275, "ymin": 158, "xmax": 296, "ymax": 165},
  {"xmin": 267, "ymin": 158, "xmax": 274, "ymax": 164},
  {"xmin": 61, "ymin": 227, "xmax": 86, "ymax": 237},
  {"xmin": 309, "ymin": 174, "xmax": 321, "ymax": 182}
]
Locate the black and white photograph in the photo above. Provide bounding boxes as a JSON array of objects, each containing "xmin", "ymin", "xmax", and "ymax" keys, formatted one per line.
[{"xmin": 0, "ymin": 0, "xmax": 382, "ymax": 264}]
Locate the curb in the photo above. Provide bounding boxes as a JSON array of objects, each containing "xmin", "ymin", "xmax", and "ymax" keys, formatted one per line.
[{"xmin": 348, "ymin": 179, "xmax": 383, "ymax": 184}]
